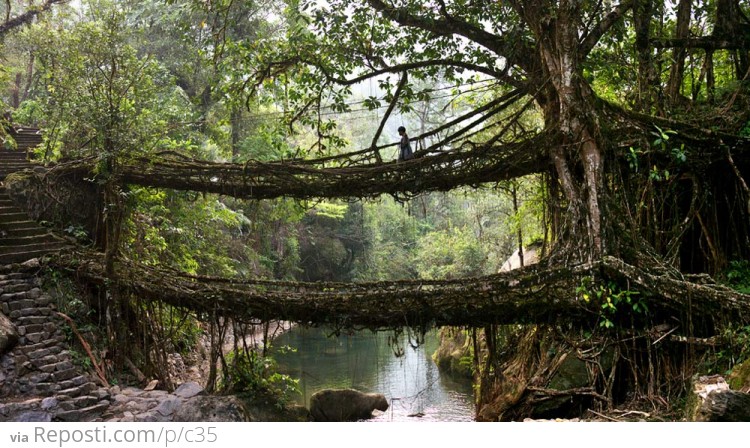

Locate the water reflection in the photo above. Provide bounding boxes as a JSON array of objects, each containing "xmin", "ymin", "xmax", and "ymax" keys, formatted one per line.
[{"xmin": 271, "ymin": 327, "xmax": 475, "ymax": 422}]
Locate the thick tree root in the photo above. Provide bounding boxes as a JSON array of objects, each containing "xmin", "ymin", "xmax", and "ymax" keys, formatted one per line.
[{"xmin": 49, "ymin": 251, "xmax": 750, "ymax": 330}]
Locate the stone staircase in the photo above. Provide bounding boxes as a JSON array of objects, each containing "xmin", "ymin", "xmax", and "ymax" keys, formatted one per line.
[
  {"xmin": 0, "ymin": 128, "xmax": 108, "ymax": 421},
  {"xmin": 1, "ymin": 127, "xmax": 68, "ymax": 264},
  {"xmin": 0, "ymin": 127, "xmax": 39, "ymax": 180},
  {"xmin": 0, "ymin": 263, "xmax": 108, "ymax": 421}
]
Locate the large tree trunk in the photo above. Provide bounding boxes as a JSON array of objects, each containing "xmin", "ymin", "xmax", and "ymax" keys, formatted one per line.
[
  {"xmin": 667, "ymin": 0, "xmax": 692, "ymax": 105},
  {"xmin": 525, "ymin": 2, "xmax": 606, "ymax": 262}
]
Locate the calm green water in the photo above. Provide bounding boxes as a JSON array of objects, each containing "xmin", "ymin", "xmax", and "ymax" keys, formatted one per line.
[{"xmin": 271, "ymin": 327, "xmax": 475, "ymax": 422}]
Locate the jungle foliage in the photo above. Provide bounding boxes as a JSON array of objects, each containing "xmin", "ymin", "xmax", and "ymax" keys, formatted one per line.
[{"xmin": 2, "ymin": 0, "xmax": 750, "ymax": 420}]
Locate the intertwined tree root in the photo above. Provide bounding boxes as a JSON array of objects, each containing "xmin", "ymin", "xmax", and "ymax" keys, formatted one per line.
[{"xmin": 49, "ymin": 251, "xmax": 750, "ymax": 331}]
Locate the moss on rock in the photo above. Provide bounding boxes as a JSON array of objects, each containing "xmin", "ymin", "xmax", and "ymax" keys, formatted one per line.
[{"xmin": 432, "ymin": 327, "xmax": 474, "ymax": 379}]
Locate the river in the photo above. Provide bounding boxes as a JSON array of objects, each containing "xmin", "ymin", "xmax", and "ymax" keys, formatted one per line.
[{"xmin": 270, "ymin": 326, "xmax": 476, "ymax": 422}]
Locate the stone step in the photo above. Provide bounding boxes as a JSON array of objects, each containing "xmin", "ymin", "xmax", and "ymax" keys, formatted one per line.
[
  {"xmin": 13, "ymin": 136, "xmax": 41, "ymax": 141},
  {"xmin": 0, "ymin": 240, "xmax": 66, "ymax": 253},
  {"xmin": 0, "ymin": 212, "xmax": 29, "ymax": 224},
  {"xmin": 0, "ymin": 279, "xmax": 33, "ymax": 290},
  {"xmin": 0, "ymin": 169, "xmax": 33, "ymax": 176},
  {"xmin": 0, "ymin": 225, "xmax": 50, "ymax": 238},
  {"xmin": 0, "ymin": 165, "xmax": 33, "ymax": 170},
  {"xmin": 0, "ymin": 207, "xmax": 26, "ymax": 216},
  {"xmin": 0, "ymin": 163, "xmax": 28, "ymax": 170},
  {"xmin": 56, "ymin": 381, "xmax": 96, "ymax": 400},
  {"xmin": 0, "ymin": 150, "xmax": 28, "ymax": 156},
  {"xmin": 0, "ymin": 205, "xmax": 23, "ymax": 214},
  {"xmin": 0, "ymin": 156, "xmax": 29, "ymax": 163},
  {"xmin": 0, "ymin": 162, "xmax": 33, "ymax": 169},
  {"xmin": 0, "ymin": 218, "xmax": 38, "ymax": 227},
  {"xmin": 54, "ymin": 402, "xmax": 110, "ymax": 422},
  {"xmin": 13, "ymin": 133, "xmax": 42, "ymax": 140},
  {"xmin": 1, "ymin": 246, "xmax": 66, "ymax": 264},
  {"xmin": 0, "ymin": 168, "xmax": 33, "ymax": 173},
  {"xmin": 0, "ymin": 234, "xmax": 58, "ymax": 246},
  {"xmin": 0, "ymin": 241, "xmax": 66, "ymax": 256},
  {"xmin": 0, "ymin": 272, "xmax": 33, "ymax": 280},
  {"xmin": 0, "ymin": 282, "xmax": 33, "ymax": 293},
  {"xmin": 13, "ymin": 135, "xmax": 41, "ymax": 141}
]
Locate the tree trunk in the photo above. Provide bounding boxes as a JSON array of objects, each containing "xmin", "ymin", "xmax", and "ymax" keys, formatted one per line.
[
  {"xmin": 634, "ymin": 0, "xmax": 656, "ymax": 111},
  {"xmin": 512, "ymin": 184, "xmax": 524, "ymax": 267},
  {"xmin": 667, "ymin": 0, "xmax": 692, "ymax": 105},
  {"xmin": 714, "ymin": 0, "xmax": 743, "ymax": 38},
  {"xmin": 22, "ymin": 52, "xmax": 34, "ymax": 105},
  {"xmin": 530, "ymin": 2, "xmax": 606, "ymax": 261},
  {"xmin": 230, "ymin": 105, "xmax": 242, "ymax": 160},
  {"xmin": 11, "ymin": 73, "xmax": 21, "ymax": 108},
  {"xmin": 714, "ymin": 0, "xmax": 750, "ymax": 77}
]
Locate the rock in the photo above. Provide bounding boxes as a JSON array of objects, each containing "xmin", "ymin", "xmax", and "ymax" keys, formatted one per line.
[
  {"xmin": 172, "ymin": 396, "xmax": 249, "ymax": 422},
  {"xmin": 154, "ymin": 397, "xmax": 182, "ymax": 416},
  {"xmin": 309, "ymin": 389, "xmax": 389, "ymax": 422},
  {"xmin": 173, "ymin": 382, "xmax": 204, "ymax": 399},
  {"xmin": 41, "ymin": 397, "xmax": 58, "ymax": 410},
  {"xmin": 499, "ymin": 241, "xmax": 543, "ymax": 272},
  {"xmin": 144, "ymin": 379, "xmax": 159, "ymax": 391},
  {"xmin": 143, "ymin": 390, "xmax": 169, "ymax": 399},
  {"xmin": 432, "ymin": 328, "xmax": 473, "ymax": 379},
  {"xmin": 113, "ymin": 394, "xmax": 130, "ymax": 404},
  {"xmin": 21, "ymin": 259, "xmax": 40, "ymax": 269},
  {"xmin": 693, "ymin": 390, "xmax": 750, "ymax": 422},
  {"xmin": 14, "ymin": 411, "xmax": 52, "ymax": 422},
  {"xmin": 125, "ymin": 399, "xmax": 152, "ymax": 413},
  {"xmin": 0, "ymin": 311, "xmax": 19, "ymax": 355},
  {"xmin": 243, "ymin": 398, "xmax": 310, "ymax": 422},
  {"xmin": 135, "ymin": 411, "xmax": 168, "ymax": 422},
  {"xmin": 93, "ymin": 388, "xmax": 111, "ymax": 401},
  {"xmin": 728, "ymin": 359, "xmax": 750, "ymax": 392},
  {"xmin": 686, "ymin": 374, "xmax": 750, "ymax": 422},
  {"xmin": 54, "ymin": 402, "xmax": 109, "ymax": 422}
]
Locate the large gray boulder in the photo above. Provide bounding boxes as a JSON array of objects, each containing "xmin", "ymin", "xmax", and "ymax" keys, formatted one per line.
[
  {"xmin": 687, "ymin": 375, "xmax": 750, "ymax": 422},
  {"xmin": 0, "ymin": 312, "xmax": 18, "ymax": 355},
  {"xmin": 309, "ymin": 389, "xmax": 388, "ymax": 422}
]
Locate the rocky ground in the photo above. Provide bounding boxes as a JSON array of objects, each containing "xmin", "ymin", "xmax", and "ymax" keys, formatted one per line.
[{"xmin": 1, "ymin": 380, "xmax": 309, "ymax": 422}]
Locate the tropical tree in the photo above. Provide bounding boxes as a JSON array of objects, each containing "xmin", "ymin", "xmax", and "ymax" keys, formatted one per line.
[{"xmin": 220, "ymin": 0, "xmax": 749, "ymax": 272}]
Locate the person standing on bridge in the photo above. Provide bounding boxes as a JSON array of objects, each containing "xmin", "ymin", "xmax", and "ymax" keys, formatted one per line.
[{"xmin": 397, "ymin": 126, "xmax": 413, "ymax": 162}]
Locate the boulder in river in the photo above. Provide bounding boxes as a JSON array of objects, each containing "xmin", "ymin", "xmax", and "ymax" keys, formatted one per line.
[{"xmin": 309, "ymin": 389, "xmax": 388, "ymax": 422}]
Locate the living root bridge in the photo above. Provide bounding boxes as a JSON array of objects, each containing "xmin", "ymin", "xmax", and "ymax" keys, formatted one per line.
[
  {"xmin": 47, "ymin": 134, "xmax": 548, "ymax": 200},
  {"xmin": 51, "ymin": 252, "xmax": 750, "ymax": 330}
]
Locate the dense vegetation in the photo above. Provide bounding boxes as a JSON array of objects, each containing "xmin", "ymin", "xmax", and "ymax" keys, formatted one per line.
[{"xmin": 1, "ymin": 0, "xmax": 750, "ymax": 420}]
